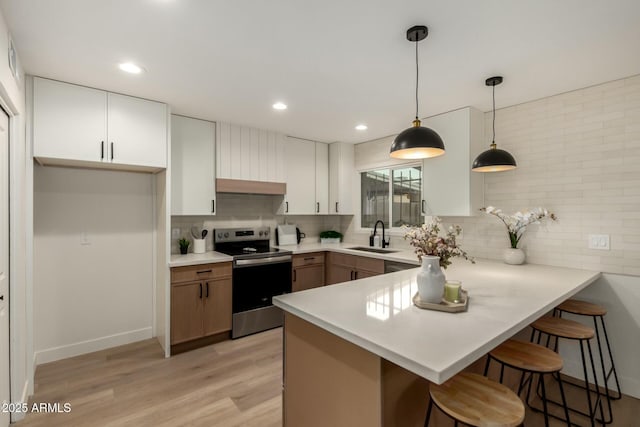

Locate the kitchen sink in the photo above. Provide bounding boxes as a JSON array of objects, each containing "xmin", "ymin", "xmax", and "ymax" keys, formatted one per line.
[{"xmin": 347, "ymin": 246, "xmax": 398, "ymax": 254}]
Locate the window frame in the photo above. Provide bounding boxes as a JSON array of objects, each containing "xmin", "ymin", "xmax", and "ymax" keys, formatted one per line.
[{"xmin": 358, "ymin": 162, "xmax": 424, "ymax": 234}]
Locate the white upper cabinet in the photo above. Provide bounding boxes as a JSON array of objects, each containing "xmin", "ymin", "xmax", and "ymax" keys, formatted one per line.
[
  {"xmin": 33, "ymin": 77, "xmax": 107, "ymax": 163},
  {"xmin": 315, "ymin": 142, "xmax": 329, "ymax": 214},
  {"xmin": 216, "ymin": 122, "xmax": 285, "ymax": 183},
  {"xmin": 282, "ymin": 137, "xmax": 316, "ymax": 215},
  {"xmin": 421, "ymin": 107, "xmax": 484, "ymax": 216},
  {"xmin": 329, "ymin": 142, "xmax": 354, "ymax": 215},
  {"xmin": 171, "ymin": 115, "xmax": 216, "ymax": 216},
  {"xmin": 107, "ymin": 93, "xmax": 167, "ymax": 169},
  {"xmin": 32, "ymin": 77, "xmax": 168, "ymax": 171}
]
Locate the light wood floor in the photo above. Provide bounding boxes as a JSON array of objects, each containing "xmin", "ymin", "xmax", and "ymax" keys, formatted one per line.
[{"xmin": 16, "ymin": 329, "xmax": 640, "ymax": 426}]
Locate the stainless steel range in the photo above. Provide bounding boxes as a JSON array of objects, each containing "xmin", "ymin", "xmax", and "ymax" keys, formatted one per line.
[{"xmin": 214, "ymin": 227, "xmax": 292, "ymax": 338}]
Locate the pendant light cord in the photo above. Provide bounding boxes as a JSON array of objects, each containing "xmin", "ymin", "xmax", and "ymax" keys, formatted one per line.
[
  {"xmin": 492, "ymin": 82, "xmax": 496, "ymax": 143},
  {"xmin": 415, "ymin": 39, "xmax": 419, "ymax": 120}
]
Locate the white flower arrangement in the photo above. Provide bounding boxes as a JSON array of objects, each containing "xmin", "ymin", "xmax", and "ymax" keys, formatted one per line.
[
  {"xmin": 480, "ymin": 206, "xmax": 557, "ymax": 249},
  {"xmin": 403, "ymin": 217, "xmax": 474, "ymax": 269}
]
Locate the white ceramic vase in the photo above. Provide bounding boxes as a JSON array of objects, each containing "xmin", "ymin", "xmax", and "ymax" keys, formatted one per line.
[
  {"xmin": 503, "ymin": 248, "xmax": 525, "ymax": 265},
  {"xmin": 416, "ymin": 256, "xmax": 446, "ymax": 303}
]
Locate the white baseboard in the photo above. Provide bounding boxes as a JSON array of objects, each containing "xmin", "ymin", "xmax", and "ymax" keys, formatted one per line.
[{"xmin": 34, "ymin": 327, "xmax": 153, "ymax": 365}]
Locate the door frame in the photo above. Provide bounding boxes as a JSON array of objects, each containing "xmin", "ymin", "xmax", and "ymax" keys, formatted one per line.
[{"xmin": 0, "ymin": 76, "xmax": 32, "ymax": 423}]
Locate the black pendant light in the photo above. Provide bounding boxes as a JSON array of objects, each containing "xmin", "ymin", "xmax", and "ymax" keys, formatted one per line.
[
  {"xmin": 472, "ymin": 76, "xmax": 517, "ymax": 172},
  {"xmin": 390, "ymin": 25, "xmax": 445, "ymax": 159}
]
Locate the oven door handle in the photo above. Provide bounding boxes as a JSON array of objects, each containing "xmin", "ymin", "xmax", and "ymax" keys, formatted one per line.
[{"xmin": 234, "ymin": 255, "xmax": 292, "ymax": 267}]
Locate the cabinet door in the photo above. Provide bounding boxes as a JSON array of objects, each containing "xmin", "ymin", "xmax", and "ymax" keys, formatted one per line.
[
  {"xmin": 171, "ymin": 115, "xmax": 216, "ymax": 215},
  {"xmin": 292, "ymin": 264, "xmax": 325, "ymax": 292},
  {"xmin": 329, "ymin": 142, "xmax": 354, "ymax": 214},
  {"xmin": 171, "ymin": 282, "xmax": 204, "ymax": 344},
  {"xmin": 315, "ymin": 142, "xmax": 329, "ymax": 214},
  {"xmin": 326, "ymin": 264, "xmax": 353, "ymax": 285},
  {"xmin": 203, "ymin": 278, "xmax": 232, "ymax": 336},
  {"xmin": 33, "ymin": 77, "xmax": 107, "ymax": 162},
  {"xmin": 422, "ymin": 107, "xmax": 484, "ymax": 216},
  {"xmin": 284, "ymin": 137, "xmax": 316, "ymax": 214},
  {"xmin": 107, "ymin": 93, "xmax": 167, "ymax": 168}
]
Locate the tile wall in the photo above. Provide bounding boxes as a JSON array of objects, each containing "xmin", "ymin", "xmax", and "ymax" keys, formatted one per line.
[{"xmin": 446, "ymin": 75, "xmax": 640, "ymax": 275}]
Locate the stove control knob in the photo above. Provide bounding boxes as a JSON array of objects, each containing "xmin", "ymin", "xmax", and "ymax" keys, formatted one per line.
[
  {"xmin": 259, "ymin": 231, "xmax": 264, "ymax": 237},
  {"xmin": 224, "ymin": 232, "xmax": 229, "ymax": 238},
  {"xmin": 264, "ymin": 230, "xmax": 269, "ymax": 237},
  {"xmin": 217, "ymin": 233, "xmax": 222, "ymax": 239}
]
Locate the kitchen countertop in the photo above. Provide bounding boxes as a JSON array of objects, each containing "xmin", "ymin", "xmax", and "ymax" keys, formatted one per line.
[
  {"xmin": 168, "ymin": 241, "xmax": 421, "ymax": 267},
  {"xmin": 169, "ymin": 251, "xmax": 233, "ymax": 267},
  {"xmin": 273, "ymin": 258, "xmax": 601, "ymax": 384}
]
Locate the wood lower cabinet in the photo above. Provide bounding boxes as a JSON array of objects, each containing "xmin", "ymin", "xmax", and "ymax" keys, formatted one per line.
[
  {"xmin": 170, "ymin": 262, "xmax": 232, "ymax": 348},
  {"xmin": 292, "ymin": 252, "xmax": 325, "ymax": 292},
  {"xmin": 326, "ymin": 252, "xmax": 384, "ymax": 285}
]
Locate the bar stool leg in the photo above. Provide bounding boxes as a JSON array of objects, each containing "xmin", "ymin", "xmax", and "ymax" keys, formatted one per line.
[
  {"xmin": 555, "ymin": 371, "xmax": 572, "ymax": 426},
  {"xmin": 586, "ymin": 339, "xmax": 607, "ymax": 425},
  {"xmin": 424, "ymin": 399, "xmax": 433, "ymax": 427},
  {"xmin": 598, "ymin": 316, "xmax": 622, "ymax": 401},
  {"xmin": 579, "ymin": 340, "xmax": 597, "ymax": 427},
  {"xmin": 593, "ymin": 316, "xmax": 613, "ymax": 423}
]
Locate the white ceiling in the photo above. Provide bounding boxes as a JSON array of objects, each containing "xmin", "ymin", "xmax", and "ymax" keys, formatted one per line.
[{"xmin": 2, "ymin": 0, "xmax": 639, "ymax": 143}]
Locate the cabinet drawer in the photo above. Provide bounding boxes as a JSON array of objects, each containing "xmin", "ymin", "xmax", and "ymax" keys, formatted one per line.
[
  {"xmin": 292, "ymin": 252, "xmax": 325, "ymax": 267},
  {"xmin": 327, "ymin": 252, "xmax": 357, "ymax": 268},
  {"xmin": 356, "ymin": 256, "xmax": 384, "ymax": 274},
  {"xmin": 171, "ymin": 262, "xmax": 232, "ymax": 283}
]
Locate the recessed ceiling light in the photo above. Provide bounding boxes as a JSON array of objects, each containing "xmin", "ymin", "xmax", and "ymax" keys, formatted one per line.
[
  {"xmin": 355, "ymin": 124, "xmax": 368, "ymax": 131},
  {"xmin": 272, "ymin": 102, "xmax": 287, "ymax": 110},
  {"xmin": 118, "ymin": 62, "xmax": 144, "ymax": 74}
]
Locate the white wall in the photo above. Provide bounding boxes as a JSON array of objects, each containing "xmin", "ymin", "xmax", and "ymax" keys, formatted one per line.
[
  {"xmin": 33, "ymin": 166, "xmax": 154, "ymax": 364},
  {"xmin": 351, "ymin": 75, "xmax": 640, "ymax": 398},
  {"xmin": 0, "ymin": 6, "xmax": 31, "ymax": 420}
]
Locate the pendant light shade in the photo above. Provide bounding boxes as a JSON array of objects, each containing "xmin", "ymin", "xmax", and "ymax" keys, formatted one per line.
[
  {"xmin": 472, "ymin": 76, "xmax": 516, "ymax": 172},
  {"xmin": 390, "ymin": 25, "xmax": 445, "ymax": 160}
]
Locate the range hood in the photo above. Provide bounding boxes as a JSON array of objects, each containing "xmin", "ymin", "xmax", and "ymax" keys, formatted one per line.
[{"xmin": 216, "ymin": 178, "xmax": 286, "ymax": 195}]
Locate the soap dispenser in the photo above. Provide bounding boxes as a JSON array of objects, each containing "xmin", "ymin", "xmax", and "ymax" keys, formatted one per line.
[{"xmin": 369, "ymin": 231, "xmax": 375, "ymax": 247}]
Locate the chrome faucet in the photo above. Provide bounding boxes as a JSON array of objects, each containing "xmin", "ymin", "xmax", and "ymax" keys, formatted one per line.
[{"xmin": 372, "ymin": 220, "xmax": 389, "ymax": 248}]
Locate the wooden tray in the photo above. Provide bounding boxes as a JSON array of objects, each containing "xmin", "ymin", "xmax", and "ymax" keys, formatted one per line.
[{"xmin": 413, "ymin": 289, "xmax": 469, "ymax": 313}]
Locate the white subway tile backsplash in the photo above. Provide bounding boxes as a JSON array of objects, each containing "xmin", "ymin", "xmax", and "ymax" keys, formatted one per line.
[{"xmin": 356, "ymin": 75, "xmax": 640, "ymax": 275}]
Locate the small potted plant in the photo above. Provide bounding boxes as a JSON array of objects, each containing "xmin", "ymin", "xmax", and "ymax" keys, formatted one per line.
[
  {"xmin": 178, "ymin": 238, "xmax": 190, "ymax": 255},
  {"xmin": 320, "ymin": 230, "xmax": 343, "ymax": 244},
  {"xmin": 480, "ymin": 206, "xmax": 557, "ymax": 265}
]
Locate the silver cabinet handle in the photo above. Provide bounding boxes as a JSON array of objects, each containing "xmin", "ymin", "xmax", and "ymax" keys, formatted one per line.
[{"xmin": 421, "ymin": 200, "xmax": 426, "ymax": 215}]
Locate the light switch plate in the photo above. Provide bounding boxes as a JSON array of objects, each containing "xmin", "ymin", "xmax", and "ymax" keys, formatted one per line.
[
  {"xmin": 172, "ymin": 228, "xmax": 180, "ymax": 239},
  {"xmin": 588, "ymin": 234, "xmax": 610, "ymax": 250}
]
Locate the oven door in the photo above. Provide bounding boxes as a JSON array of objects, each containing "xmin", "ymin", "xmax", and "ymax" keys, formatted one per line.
[{"xmin": 232, "ymin": 257, "xmax": 292, "ymax": 313}]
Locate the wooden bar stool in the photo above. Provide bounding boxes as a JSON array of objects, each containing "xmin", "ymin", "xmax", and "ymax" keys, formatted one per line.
[
  {"xmin": 531, "ymin": 316, "xmax": 605, "ymax": 427},
  {"xmin": 555, "ymin": 299, "xmax": 621, "ymax": 424},
  {"xmin": 425, "ymin": 372, "xmax": 525, "ymax": 427},
  {"xmin": 484, "ymin": 339, "xmax": 571, "ymax": 426}
]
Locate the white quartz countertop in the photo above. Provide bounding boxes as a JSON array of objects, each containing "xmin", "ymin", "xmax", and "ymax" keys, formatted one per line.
[
  {"xmin": 169, "ymin": 251, "xmax": 233, "ymax": 267},
  {"xmin": 169, "ymin": 242, "xmax": 421, "ymax": 267},
  {"xmin": 273, "ymin": 258, "xmax": 601, "ymax": 384}
]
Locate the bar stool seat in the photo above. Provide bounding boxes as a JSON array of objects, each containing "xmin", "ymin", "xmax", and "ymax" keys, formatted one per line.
[
  {"xmin": 485, "ymin": 339, "xmax": 570, "ymax": 426},
  {"xmin": 490, "ymin": 339, "xmax": 563, "ymax": 373},
  {"xmin": 425, "ymin": 372, "xmax": 525, "ymax": 427},
  {"xmin": 532, "ymin": 316, "xmax": 594, "ymax": 340},
  {"xmin": 557, "ymin": 300, "xmax": 606, "ymax": 317}
]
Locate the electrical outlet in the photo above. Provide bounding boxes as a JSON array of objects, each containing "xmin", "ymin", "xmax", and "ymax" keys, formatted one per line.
[
  {"xmin": 588, "ymin": 234, "xmax": 610, "ymax": 250},
  {"xmin": 172, "ymin": 228, "xmax": 180, "ymax": 239}
]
